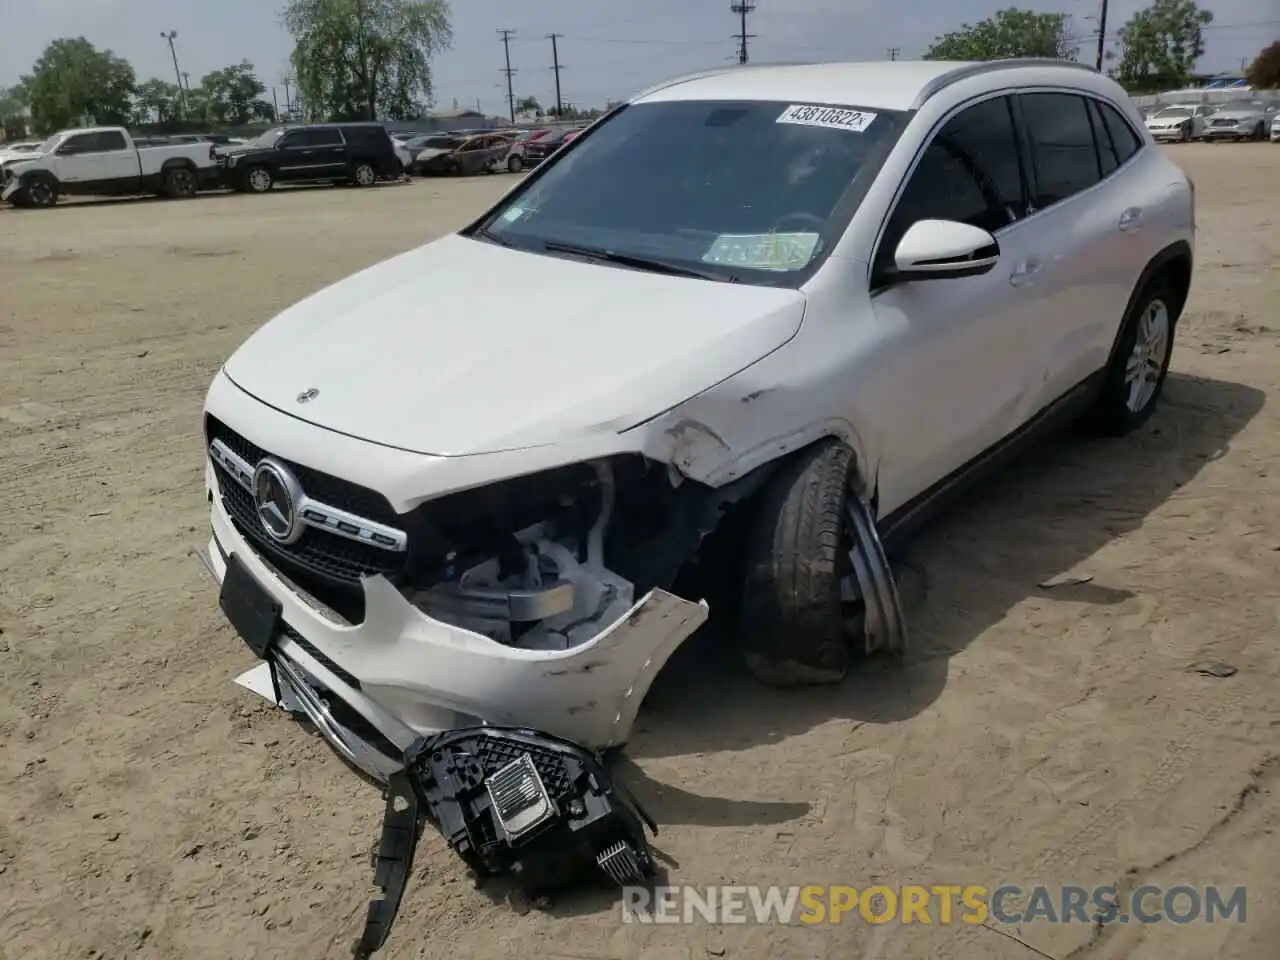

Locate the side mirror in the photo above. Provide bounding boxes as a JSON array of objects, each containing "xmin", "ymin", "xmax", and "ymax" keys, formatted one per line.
[{"xmin": 891, "ymin": 219, "xmax": 1000, "ymax": 282}]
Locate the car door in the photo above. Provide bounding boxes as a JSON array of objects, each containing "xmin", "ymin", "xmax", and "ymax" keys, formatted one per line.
[
  {"xmin": 869, "ymin": 94, "xmax": 1044, "ymax": 514},
  {"xmin": 1013, "ymin": 92, "xmax": 1151, "ymax": 409},
  {"xmin": 309, "ymin": 127, "xmax": 348, "ymax": 176},
  {"xmin": 53, "ymin": 131, "xmax": 139, "ymax": 186}
]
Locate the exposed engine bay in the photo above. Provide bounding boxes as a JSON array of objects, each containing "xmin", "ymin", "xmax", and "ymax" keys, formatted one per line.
[{"xmin": 397, "ymin": 456, "xmax": 771, "ymax": 650}]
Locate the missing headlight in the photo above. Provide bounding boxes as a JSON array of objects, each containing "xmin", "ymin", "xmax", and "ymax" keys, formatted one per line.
[{"xmin": 355, "ymin": 726, "xmax": 656, "ymax": 958}]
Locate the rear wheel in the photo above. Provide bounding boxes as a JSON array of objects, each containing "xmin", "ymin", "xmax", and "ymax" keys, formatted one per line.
[
  {"xmin": 351, "ymin": 161, "xmax": 377, "ymax": 187},
  {"xmin": 162, "ymin": 166, "xmax": 198, "ymax": 198},
  {"xmin": 508, "ymin": 154, "xmax": 523, "ymax": 173},
  {"xmin": 1084, "ymin": 278, "xmax": 1178, "ymax": 436}
]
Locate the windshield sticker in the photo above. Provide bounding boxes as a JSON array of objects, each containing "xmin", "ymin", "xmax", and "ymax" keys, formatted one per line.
[
  {"xmin": 702, "ymin": 232, "xmax": 820, "ymax": 271},
  {"xmin": 776, "ymin": 104, "xmax": 877, "ymax": 133},
  {"xmin": 498, "ymin": 205, "xmax": 526, "ymax": 224}
]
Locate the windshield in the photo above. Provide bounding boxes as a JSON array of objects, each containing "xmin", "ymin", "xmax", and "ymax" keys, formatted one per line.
[
  {"xmin": 1156, "ymin": 108, "xmax": 1192, "ymax": 119},
  {"xmin": 245, "ymin": 127, "xmax": 286, "ymax": 149},
  {"xmin": 478, "ymin": 99, "xmax": 900, "ymax": 282}
]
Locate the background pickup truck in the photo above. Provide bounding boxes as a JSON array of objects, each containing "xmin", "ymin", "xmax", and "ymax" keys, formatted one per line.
[{"xmin": 1, "ymin": 126, "xmax": 220, "ymax": 208}]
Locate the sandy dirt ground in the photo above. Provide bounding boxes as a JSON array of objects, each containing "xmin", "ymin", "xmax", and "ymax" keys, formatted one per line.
[{"xmin": 1, "ymin": 145, "xmax": 1278, "ymax": 960}]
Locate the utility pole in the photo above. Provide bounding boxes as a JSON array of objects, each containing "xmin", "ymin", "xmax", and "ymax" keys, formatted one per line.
[
  {"xmin": 729, "ymin": 2, "xmax": 756, "ymax": 64},
  {"xmin": 1094, "ymin": 0, "xmax": 1109, "ymax": 71},
  {"xmin": 497, "ymin": 28, "xmax": 517, "ymax": 123},
  {"xmin": 283, "ymin": 76, "xmax": 293, "ymax": 119},
  {"xmin": 547, "ymin": 33, "xmax": 565, "ymax": 117},
  {"xmin": 887, "ymin": 46, "xmax": 901, "ymax": 61},
  {"xmin": 160, "ymin": 31, "xmax": 186, "ymax": 117},
  {"xmin": 272, "ymin": 87, "xmax": 280, "ymax": 121}
]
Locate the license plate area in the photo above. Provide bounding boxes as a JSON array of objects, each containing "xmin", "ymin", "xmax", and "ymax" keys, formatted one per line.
[{"xmin": 219, "ymin": 553, "xmax": 282, "ymax": 658}]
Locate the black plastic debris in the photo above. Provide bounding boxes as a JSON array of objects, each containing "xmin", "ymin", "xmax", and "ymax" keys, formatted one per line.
[{"xmin": 355, "ymin": 726, "xmax": 656, "ymax": 958}]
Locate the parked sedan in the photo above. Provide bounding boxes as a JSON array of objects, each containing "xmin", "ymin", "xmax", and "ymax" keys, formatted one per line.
[
  {"xmin": 1202, "ymin": 99, "xmax": 1276, "ymax": 141},
  {"xmin": 413, "ymin": 133, "xmax": 511, "ymax": 176},
  {"xmin": 1143, "ymin": 104, "xmax": 1213, "ymax": 142}
]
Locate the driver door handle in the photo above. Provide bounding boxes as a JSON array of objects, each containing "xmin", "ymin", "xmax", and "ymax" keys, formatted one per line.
[{"xmin": 1009, "ymin": 259, "xmax": 1042, "ymax": 287}]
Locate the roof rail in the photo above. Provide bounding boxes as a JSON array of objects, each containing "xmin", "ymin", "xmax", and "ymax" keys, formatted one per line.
[
  {"xmin": 630, "ymin": 60, "xmax": 821, "ymax": 101},
  {"xmin": 912, "ymin": 57, "xmax": 1099, "ymax": 109}
]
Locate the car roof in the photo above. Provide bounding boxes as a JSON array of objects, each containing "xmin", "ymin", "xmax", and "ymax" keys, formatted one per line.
[{"xmin": 631, "ymin": 59, "xmax": 1103, "ymax": 112}]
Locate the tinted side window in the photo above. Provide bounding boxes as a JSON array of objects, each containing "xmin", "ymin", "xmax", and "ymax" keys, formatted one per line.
[
  {"xmin": 1097, "ymin": 102, "xmax": 1141, "ymax": 164},
  {"xmin": 306, "ymin": 128, "xmax": 344, "ymax": 146},
  {"xmin": 879, "ymin": 96, "xmax": 1025, "ymax": 271},
  {"xmin": 96, "ymin": 131, "xmax": 128, "ymax": 151},
  {"xmin": 60, "ymin": 134, "xmax": 95, "ymax": 154},
  {"xmin": 1087, "ymin": 100, "xmax": 1119, "ymax": 177},
  {"xmin": 1020, "ymin": 93, "xmax": 1102, "ymax": 208}
]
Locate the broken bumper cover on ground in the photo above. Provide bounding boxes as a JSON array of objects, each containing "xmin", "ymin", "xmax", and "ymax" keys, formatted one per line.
[
  {"xmin": 203, "ymin": 473, "xmax": 710, "ymax": 784},
  {"xmin": 357, "ymin": 725, "xmax": 656, "ymax": 957}
]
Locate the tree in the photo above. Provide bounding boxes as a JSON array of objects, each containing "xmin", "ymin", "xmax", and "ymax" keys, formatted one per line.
[
  {"xmin": 198, "ymin": 60, "xmax": 274, "ymax": 125},
  {"xmin": 1111, "ymin": 0, "xmax": 1213, "ymax": 94},
  {"xmin": 1245, "ymin": 40, "xmax": 1280, "ymax": 89},
  {"xmin": 134, "ymin": 78, "xmax": 184, "ymax": 124},
  {"xmin": 283, "ymin": 0, "xmax": 452, "ymax": 121},
  {"xmin": 20, "ymin": 37, "xmax": 137, "ymax": 133},
  {"xmin": 0, "ymin": 84, "xmax": 27, "ymax": 139},
  {"xmin": 923, "ymin": 8, "xmax": 1077, "ymax": 61},
  {"xmin": 516, "ymin": 95, "xmax": 541, "ymax": 114}
]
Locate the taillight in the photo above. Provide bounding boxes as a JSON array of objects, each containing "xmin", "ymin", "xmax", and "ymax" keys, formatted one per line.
[{"xmin": 209, "ymin": 145, "xmax": 216, "ymax": 162}]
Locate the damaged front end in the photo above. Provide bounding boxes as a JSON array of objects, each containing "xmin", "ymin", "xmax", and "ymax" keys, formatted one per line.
[
  {"xmin": 356, "ymin": 726, "xmax": 656, "ymax": 958},
  {"xmin": 207, "ymin": 401, "xmax": 775, "ymax": 781}
]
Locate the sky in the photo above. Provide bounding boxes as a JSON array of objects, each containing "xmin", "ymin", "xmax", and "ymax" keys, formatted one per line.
[{"xmin": 0, "ymin": 0, "xmax": 1273, "ymax": 118}]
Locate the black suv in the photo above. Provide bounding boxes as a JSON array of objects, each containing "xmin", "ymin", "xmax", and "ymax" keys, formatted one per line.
[{"xmin": 219, "ymin": 123, "xmax": 401, "ymax": 193}]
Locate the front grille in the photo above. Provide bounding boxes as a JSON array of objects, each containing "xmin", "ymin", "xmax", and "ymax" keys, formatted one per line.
[{"xmin": 206, "ymin": 415, "xmax": 408, "ymax": 590}]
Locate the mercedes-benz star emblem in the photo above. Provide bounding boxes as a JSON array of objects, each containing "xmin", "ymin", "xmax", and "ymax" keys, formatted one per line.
[
  {"xmin": 252, "ymin": 458, "xmax": 305, "ymax": 544},
  {"xmin": 297, "ymin": 387, "xmax": 319, "ymax": 403}
]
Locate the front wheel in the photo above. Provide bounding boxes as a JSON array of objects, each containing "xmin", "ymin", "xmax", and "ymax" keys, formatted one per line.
[
  {"xmin": 741, "ymin": 440, "xmax": 868, "ymax": 686},
  {"xmin": 244, "ymin": 166, "xmax": 273, "ymax": 193},
  {"xmin": 1085, "ymin": 281, "xmax": 1178, "ymax": 436},
  {"xmin": 23, "ymin": 177, "xmax": 58, "ymax": 207}
]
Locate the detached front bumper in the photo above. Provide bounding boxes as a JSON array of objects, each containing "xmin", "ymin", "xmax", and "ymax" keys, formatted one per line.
[{"xmin": 203, "ymin": 464, "xmax": 708, "ymax": 785}]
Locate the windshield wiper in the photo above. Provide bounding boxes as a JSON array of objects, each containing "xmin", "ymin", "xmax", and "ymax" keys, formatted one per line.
[
  {"xmin": 474, "ymin": 226, "xmax": 515, "ymax": 248},
  {"xmin": 539, "ymin": 240, "xmax": 734, "ymax": 282}
]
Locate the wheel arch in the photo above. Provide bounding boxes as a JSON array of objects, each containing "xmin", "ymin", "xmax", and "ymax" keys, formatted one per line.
[
  {"xmin": 1104, "ymin": 240, "xmax": 1193, "ymax": 374},
  {"xmin": 161, "ymin": 157, "xmax": 196, "ymax": 172}
]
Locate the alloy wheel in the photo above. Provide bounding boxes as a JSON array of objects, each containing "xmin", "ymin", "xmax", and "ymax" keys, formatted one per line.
[{"xmin": 1124, "ymin": 298, "xmax": 1171, "ymax": 413}]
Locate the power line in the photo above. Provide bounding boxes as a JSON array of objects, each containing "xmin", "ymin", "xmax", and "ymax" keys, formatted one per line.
[
  {"xmin": 548, "ymin": 33, "xmax": 565, "ymax": 116},
  {"xmin": 497, "ymin": 28, "xmax": 517, "ymax": 123},
  {"xmin": 729, "ymin": 2, "xmax": 757, "ymax": 64}
]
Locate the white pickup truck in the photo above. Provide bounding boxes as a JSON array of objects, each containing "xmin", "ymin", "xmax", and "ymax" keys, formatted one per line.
[{"xmin": 1, "ymin": 126, "xmax": 221, "ymax": 208}]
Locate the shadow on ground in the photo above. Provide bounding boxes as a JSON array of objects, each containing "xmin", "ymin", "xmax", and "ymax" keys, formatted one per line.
[{"xmin": 627, "ymin": 372, "xmax": 1265, "ymax": 781}]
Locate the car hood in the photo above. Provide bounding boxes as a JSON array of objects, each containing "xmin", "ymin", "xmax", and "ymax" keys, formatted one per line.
[
  {"xmin": 1146, "ymin": 115, "xmax": 1189, "ymax": 125},
  {"xmin": 222, "ymin": 233, "xmax": 807, "ymax": 456}
]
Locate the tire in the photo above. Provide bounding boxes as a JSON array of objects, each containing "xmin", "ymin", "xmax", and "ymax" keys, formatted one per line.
[
  {"xmin": 162, "ymin": 166, "xmax": 198, "ymax": 199},
  {"xmin": 24, "ymin": 176, "xmax": 58, "ymax": 208},
  {"xmin": 1084, "ymin": 278, "xmax": 1178, "ymax": 436},
  {"xmin": 740, "ymin": 439, "xmax": 859, "ymax": 686},
  {"xmin": 245, "ymin": 166, "xmax": 273, "ymax": 193},
  {"xmin": 1253, "ymin": 123, "xmax": 1266, "ymax": 142},
  {"xmin": 508, "ymin": 154, "xmax": 523, "ymax": 173},
  {"xmin": 351, "ymin": 161, "xmax": 377, "ymax": 187}
]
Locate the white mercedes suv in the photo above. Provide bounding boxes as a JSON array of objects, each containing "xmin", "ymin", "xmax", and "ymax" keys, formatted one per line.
[{"xmin": 202, "ymin": 59, "xmax": 1194, "ymax": 784}]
